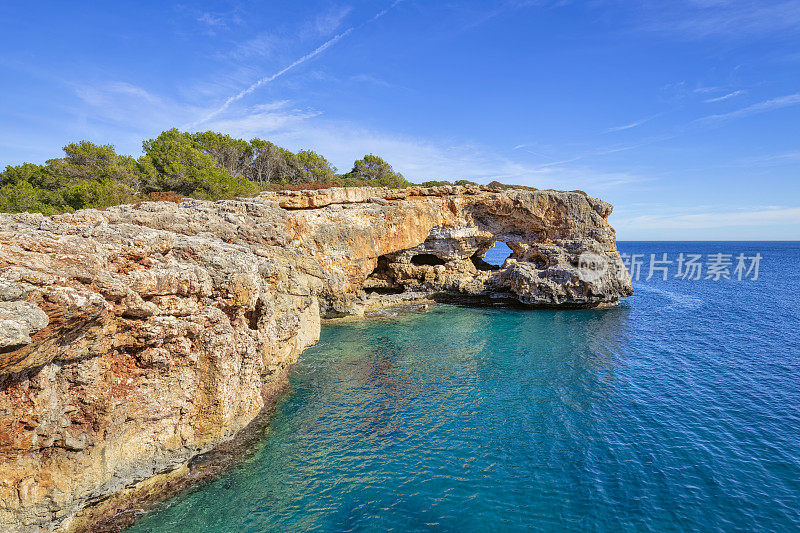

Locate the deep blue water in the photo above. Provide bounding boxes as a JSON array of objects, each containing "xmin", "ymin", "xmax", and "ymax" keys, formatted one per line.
[{"xmin": 128, "ymin": 242, "xmax": 800, "ymax": 532}]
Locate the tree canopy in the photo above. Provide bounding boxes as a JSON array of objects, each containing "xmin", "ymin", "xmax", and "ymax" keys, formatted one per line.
[
  {"xmin": 344, "ymin": 154, "xmax": 410, "ymax": 187},
  {"xmin": 0, "ymin": 142, "xmax": 143, "ymax": 214},
  {"xmin": 296, "ymin": 150, "xmax": 336, "ymax": 183},
  {"xmin": 0, "ymin": 130, "xmax": 439, "ymax": 215},
  {"xmin": 139, "ymin": 129, "xmax": 258, "ymax": 199}
]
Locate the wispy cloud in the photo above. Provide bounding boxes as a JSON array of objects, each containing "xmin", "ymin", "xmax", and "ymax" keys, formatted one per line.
[
  {"xmin": 531, "ymin": 155, "xmax": 585, "ymax": 168},
  {"xmin": 372, "ymin": 0, "xmax": 404, "ymax": 21},
  {"xmin": 309, "ymin": 5, "xmax": 353, "ymax": 35},
  {"xmin": 190, "ymin": 29, "xmax": 354, "ymax": 128},
  {"xmin": 698, "ymin": 92, "xmax": 800, "ymax": 123},
  {"xmin": 606, "ymin": 116, "xmax": 653, "ymax": 132},
  {"xmin": 350, "ymin": 73, "xmax": 396, "ymax": 88},
  {"xmin": 615, "ymin": 206, "xmax": 800, "ymax": 230},
  {"xmin": 228, "ymin": 5, "xmax": 353, "ymax": 60},
  {"xmin": 61, "ymin": 72, "xmax": 654, "ymax": 196},
  {"xmin": 229, "ymin": 33, "xmax": 281, "ymax": 60},
  {"xmin": 704, "ymin": 89, "xmax": 746, "ymax": 103},
  {"xmin": 72, "ymin": 81, "xmax": 200, "ymax": 135},
  {"xmin": 191, "ymin": 97, "xmax": 650, "ymax": 191},
  {"xmin": 515, "ymin": 133, "xmax": 676, "ymax": 171},
  {"xmin": 76, "ymin": 81, "xmax": 163, "ymax": 106},
  {"xmin": 642, "ymin": 0, "xmax": 800, "ymax": 39},
  {"xmin": 763, "ymin": 150, "xmax": 800, "ymax": 161},
  {"xmin": 192, "ymin": 2, "xmax": 401, "ymax": 128},
  {"xmin": 738, "ymin": 150, "xmax": 800, "ymax": 165},
  {"xmin": 203, "ymin": 102, "xmax": 321, "ymax": 137},
  {"xmin": 198, "ymin": 12, "xmax": 228, "ymax": 29},
  {"xmin": 187, "ymin": 6, "xmax": 244, "ymax": 36}
]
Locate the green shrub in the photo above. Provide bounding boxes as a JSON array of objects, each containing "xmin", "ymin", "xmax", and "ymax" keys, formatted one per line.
[
  {"xmin": 296, "ymin": 150, "xmax": 336, "ymax": 183},
  {"xmin": 0, "ymin": 178, "xmax": 67, "ymax": 215},
  {"xmin": 344, "ymin": 154, "xmax": 411, "ymax": 187},
  {"xmin": 139, "ymin": 129, "xmax": 258, "ymax": 199},
  {"xmin": 0, "ymin": 130, "xmax": 534, "ymax": 215}
]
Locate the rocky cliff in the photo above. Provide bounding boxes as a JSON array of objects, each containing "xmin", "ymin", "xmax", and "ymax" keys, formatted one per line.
[{"xmin": 0, "ymin": 185, "xmax": 632, "ymax": 531}]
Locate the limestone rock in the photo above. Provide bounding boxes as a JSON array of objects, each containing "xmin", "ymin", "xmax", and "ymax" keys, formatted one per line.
[
  {"xmin": 0, "ymin": 185, "xmax": 632, "ymax": 531},
  {"xmin": 0, "ymin": 301, "xmax": 49, "ymax": 348}
]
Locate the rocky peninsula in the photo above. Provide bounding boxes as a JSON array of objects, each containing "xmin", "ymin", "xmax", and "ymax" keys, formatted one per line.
[{"xmin": 0, "ymin": 185, "xmax": 632, "ymax": 531}]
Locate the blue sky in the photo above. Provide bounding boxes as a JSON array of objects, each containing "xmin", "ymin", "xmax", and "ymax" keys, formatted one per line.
[{"xmin": 1, "ymin": 0, "xmax": 799, "ymax": 239}]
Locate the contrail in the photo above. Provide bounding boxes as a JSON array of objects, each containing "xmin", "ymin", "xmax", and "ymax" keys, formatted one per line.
[
  {"xmin": 371, "ymin": 0, "xmax": 402, "ymax": 21},
  {"xmin": 190, "ymin": 28, "xmax": 352, "ymax": 127},
  {"xmin": 191, "ymin": 1, "xmax": 402, "ymax": 128}
]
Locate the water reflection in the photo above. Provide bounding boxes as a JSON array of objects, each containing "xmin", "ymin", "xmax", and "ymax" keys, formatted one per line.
[
  {"xmin": 128, "ymin": 246, "xmax": 800, "ymax": 532},
  {"xmin": 128, "ymin": 304, "xmax": 636, "ymax": 532}
]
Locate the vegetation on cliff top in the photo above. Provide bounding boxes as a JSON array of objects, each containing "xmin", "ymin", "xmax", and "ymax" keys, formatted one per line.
[{"xmin": 0, "ymin": 130, "xmax": 528, "ymax": 215}]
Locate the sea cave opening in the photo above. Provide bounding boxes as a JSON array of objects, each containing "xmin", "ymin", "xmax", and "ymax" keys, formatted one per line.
[
  {"xmin": 472, "ymin": 241, "xmax": 513, "ymax": 271},
  {"xmin": 365, "ymin": 254, "xmax": 405, "ymax": 294},
  {"xmin": 410, "ymin": 254, "xmax": 447, "ymax": 266}
]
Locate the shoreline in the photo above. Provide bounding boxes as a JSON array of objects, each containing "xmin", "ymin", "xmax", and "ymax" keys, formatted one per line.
[
  {"xmin": 66, "ymin": 295, "xmax": 622, "ymax": 531},
  {"xmin": 70, "ymin": 300, "xmax": 446, "ymax": 531},
  {"xmin": 62, "ymin": 372, "xmax": 291, "ymax": 533}
]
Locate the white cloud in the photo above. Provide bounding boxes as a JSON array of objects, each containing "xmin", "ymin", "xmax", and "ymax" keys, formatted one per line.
[
  {"xmin": 198, "ymin": 12, "xmax": 227, "ymax": 29},
  {"xmin": 738, "ymin": 150, "xmax": 800, "ymax": 165},
  {"xmin": 764, "ymin": 150, "xmax": 800, "ymax": 161},
  {"xmin": 251, "ymin": 100, "xmax": 293, "ymax": 113},
  {"xmin": 704, "ymin": 89, "xmax": 746, "ymax": 103},
  {"xmin": 193, "ymin": 2, "xmax": 403, "ymax": 128},
  {"xmin": 615, "ymin": 206, "xmax": 800, "ymax": 230},
  {"xmin": 306, "ymin": 5, "xmax": 353, "ymax": 36},
  {"xmin": 371, "ymin": 0, "xmax": 404, "ymax": 21},
  {"xmin": 350, "ymin": 73, "xmax": 396, "ymax": 88},
  {"xmin": 229, "ymin": 33, "xmax": 281, "ymax": 60},
  {"xmin": 75, "ymin": 81, "xmax": 162, "ymax": 107},
  {"xmin": 644, "ymin": 0, "xmax": 800, "ymax": 38},
  {"xmin": 191, "ymin": 99, "xmax": 651, "ymax": 191},
  {"xmin": 73, "ymin": 82, "xmax": 201, "ymax": 135},
  {"xmin": 202, "ymin": 102, "xmax": 321, "ymax": 137},
  {"xmin": 191, "ymin": 29, "xmax": 355, "ymax": 128},
  {"xmin": 698, "ymin": 92, "xmax": 800, "ymax": 122},
  {"xmin": 606, "ymin": 117, "xmax": 652, "ymax": 132},
  {"xmin": 229, "ymin": 6, "xmax": 352, "ymax": 60}
]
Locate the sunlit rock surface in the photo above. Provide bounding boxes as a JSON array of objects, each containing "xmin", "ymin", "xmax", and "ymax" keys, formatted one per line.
[{"xmin": 0, "ymin": 185, "xmax": 631, "ymax": 531}]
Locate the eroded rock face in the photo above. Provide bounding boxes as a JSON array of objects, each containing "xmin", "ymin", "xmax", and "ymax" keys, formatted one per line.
[{"xmin": 0, "ymin": 185, "xmax": 631, "ymax": 531}]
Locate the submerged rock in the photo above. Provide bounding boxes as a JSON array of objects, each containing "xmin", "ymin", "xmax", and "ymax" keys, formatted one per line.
[{"xmin": 0, "ymin": 185, "xmax": 631, "ymax": 531}]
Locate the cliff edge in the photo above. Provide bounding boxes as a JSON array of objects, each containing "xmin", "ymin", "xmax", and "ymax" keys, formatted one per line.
[{"xmin": 0, "ymin": 185, "xmax": 632, "ymax": 531}]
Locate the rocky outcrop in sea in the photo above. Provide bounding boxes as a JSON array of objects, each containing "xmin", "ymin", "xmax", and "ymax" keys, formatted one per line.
[{"xmin": 0, "ymin": 185, "xmax": 632, "ymax": 531}]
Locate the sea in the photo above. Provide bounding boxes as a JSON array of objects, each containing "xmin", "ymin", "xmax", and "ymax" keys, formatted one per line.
[{"xmin": 127, "ymin": 242, "xmax": 800, "ymax": 532}]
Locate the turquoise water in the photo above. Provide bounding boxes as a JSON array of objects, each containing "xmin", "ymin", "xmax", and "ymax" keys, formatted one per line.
[{"xmin": 129, "ymin": 242, "xmax": 800, "ymax": 532}]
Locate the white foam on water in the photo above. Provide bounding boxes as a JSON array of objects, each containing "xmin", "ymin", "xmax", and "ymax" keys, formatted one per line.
[{"xmin": 633, "ymin": 284, "xmax": 704, "ymax": 308}]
